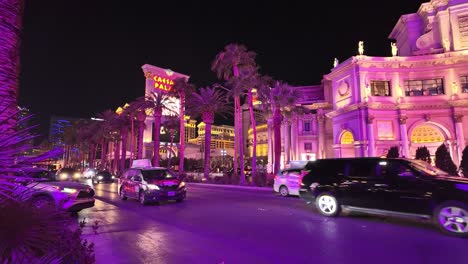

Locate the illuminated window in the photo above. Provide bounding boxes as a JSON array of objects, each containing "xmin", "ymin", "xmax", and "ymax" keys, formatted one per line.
[
  {"xmin": 461, "ymin": 75, "xmax": 468, "ymax": 93},
  {"xmin": 404, "ymin": 78, "xmax": 444, "ymax": 96},
  {"xmin": 370, "ymin": 81, "xmax": 391, "ymax": 96},
  {"xmin": 340, "ymin": 131, "xmax": 354, "ymax": 144},
  {"xmin": 410, "ymin": 125, "xmax": 445, "ymax": 143}
]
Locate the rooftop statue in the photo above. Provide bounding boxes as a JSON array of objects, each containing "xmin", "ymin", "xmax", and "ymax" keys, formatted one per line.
[
  {"xmin": 333, "ymin": 58, "xmax": 339, "ymax": 68},
  {"xmin": 358, "ymin": 41, "xmax": 364, "ymax": 55},
  {"xmin": 391, "ymin": 42, "xmax": 398, "ymax": 56}
]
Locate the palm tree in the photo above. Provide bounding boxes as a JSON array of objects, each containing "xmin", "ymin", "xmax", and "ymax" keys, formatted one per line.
[
  {"xmin": 224, "ymin": 67, "xmax": 271, "ymax": 183},
  {"xmin": 186, "ymin": 87, "xmax": 231, "ymax": 181},
  {"xmin": 132, "ymin": 92, "xmax": 177, "ymax": 167},
  {"xmin": 211, "ymin": 43, "xmax": 257, "ymax": 184},
  {"xmin": 257, "ymin": 81, "xmax": 302, "ymax": 174},
  {"xmin": 96, "ymin": 109, "xmax": 119, "ymax": 170},
  {"xmin": 0, "ymin": 0, "xmax": 24, "ymax": 137},
  {"xmin": 170, "ymin": 77, "xmax": 194, "ymax": 173},
  {"xmin": 162, "ymin": 115, "xmax": 179, "ymax": 169}
]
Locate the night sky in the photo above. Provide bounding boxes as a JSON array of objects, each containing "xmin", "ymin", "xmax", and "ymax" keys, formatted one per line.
[{"xmin": 18, "ymin": 0, "xmax": 426, "ymax": 137}]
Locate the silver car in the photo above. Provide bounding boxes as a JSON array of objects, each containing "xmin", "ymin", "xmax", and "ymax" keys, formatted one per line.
[
  {"xmin": 273, "ymin": 168, "xmax": 305, "ymax": 196},
  {"xmin": 11, "ymin": 168, "xmax": 95, "ymax": 213}
]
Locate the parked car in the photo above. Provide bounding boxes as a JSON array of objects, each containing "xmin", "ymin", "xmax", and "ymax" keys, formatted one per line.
[
  {"xmin": 10, "ymin": 169, "xmax": 95, "ymax": 213},
  {"xmin": 299, "ymin": 157, "xmax": 468, "ymax": 237},
  {"xmin": 119, "ymin": 165, "xmax": 186, "ymax": 205},
  {"xmin": 92, "ymin": 170, "xmax": 115, "ymax": 184},
  {"xmin": 56, "ymin": 167, "xmax": 82, "ymax": 182},
  {"xmin": 274, "ymin": 168, "xmax": 305, "ymax": 196}
]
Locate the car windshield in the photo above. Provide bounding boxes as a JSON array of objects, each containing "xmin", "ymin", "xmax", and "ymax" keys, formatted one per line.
[
  {"xmin": 141, "ymin": 169, "xmax": 176, "ymax": 181},
  {"xmin": 408, "ymin": 160, "xmax": 449, "ymax": 176},
  {"xmin": 98, "ymin": 171, "xmax": 111, "ymax": 176}
]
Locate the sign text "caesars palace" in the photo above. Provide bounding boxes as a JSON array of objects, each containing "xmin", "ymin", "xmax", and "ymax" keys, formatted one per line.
[{"xmin": 153, "ymin": 75, "xmax": 174, "ymax": 91}]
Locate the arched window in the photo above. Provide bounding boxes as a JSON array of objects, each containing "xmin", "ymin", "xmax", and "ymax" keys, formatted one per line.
[
  {"xmin": 410, "ymin": 125, "xmax": 445, "ymax": 143},
  {"xmin": 340, "ymin": 131, "xmax": 354, "ymax": 144}
]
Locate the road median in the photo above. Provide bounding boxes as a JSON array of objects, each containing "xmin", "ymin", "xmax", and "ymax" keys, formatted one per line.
[{"xmin": 186, "ymin": 182, "xmax": 272, "ymax": 192}]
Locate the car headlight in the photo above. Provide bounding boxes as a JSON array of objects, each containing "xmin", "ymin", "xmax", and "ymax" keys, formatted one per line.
[
  {"xmin": 178, "ymin": 181, "xmax": 185, "ymax": 188},
  {"xmin": 73, "ymin": 172, "xmax": 81, "ymax": 178},
  {"xmin": 61, "ymin": 188, "xmax": 77, "ymax": 194},
  {"xmin": 60, "ymin": 173, "xmax": 68, "ymax": 179},
  {"xmin": 147, "ymin": 184, "xmax": 160, "ymax": 190},
  {"xmin": 111, "ymin": 175, "xmax": 115, "ymax": 179},
  {"xmin": 97, "ymin": 175, "xmax": 103, "ymax": 180}
]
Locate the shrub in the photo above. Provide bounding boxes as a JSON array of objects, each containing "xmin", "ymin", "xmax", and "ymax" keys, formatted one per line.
[
  {"xmin": 415, "ymin": 146, "xmax": 431, "ymax": 163},
  {"xmin": 386, "ymin": 146, "xmax": 399, "ymax": 158},
  {"xmin": 435, "ymin": 143, "xmax": 458, "ymax": 176},
  {"xmin": 0, "ymin": 107, "xmax": 94, "ymax": 263},
  {"xmin": 459, "ymin": 146, "xmax": 468, "ymax": 178}
]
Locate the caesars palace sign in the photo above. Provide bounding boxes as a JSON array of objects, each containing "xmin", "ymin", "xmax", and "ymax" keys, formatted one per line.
[{"xmin": 144, "ymin": 71, "xmax": 174, "ymax": 92}]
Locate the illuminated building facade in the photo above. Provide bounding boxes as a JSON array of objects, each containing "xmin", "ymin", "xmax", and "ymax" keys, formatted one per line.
[
  {"xmin": 140, "ymin": 64, "xmax": 192, "ymax": 159},
  {"xmin": 188, "ymin": 123, "xmax": 235, "ymax": 159},
  {"xmin": 264, "ymin": 0, "xmax": 468, "ymax": 171}
]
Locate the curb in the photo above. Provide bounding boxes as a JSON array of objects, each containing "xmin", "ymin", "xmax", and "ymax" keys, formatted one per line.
[{"xmin": 186, "ymin": 182, "xmax": 273, "ymax": 192}]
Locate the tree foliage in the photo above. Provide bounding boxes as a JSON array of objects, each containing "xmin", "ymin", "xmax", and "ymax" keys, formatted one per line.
[
  {"xmin": 386, "ymin": 146, "xmax": 399, "ymax": 158},
  {"xmin": 459, "ymin": 146, "xmax": 468, "ymax": 178},
  {"xmin": 415, "ymin": 146, "xmax": 431, "ymax": 163},
  {"xmin": 435, "ymin": 143, "xmax": 458, "ymax": 176}
]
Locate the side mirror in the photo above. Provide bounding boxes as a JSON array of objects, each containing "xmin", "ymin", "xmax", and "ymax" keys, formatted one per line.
[{"xmin": 133, "ymin": 176, "xmax": 142, "ymax": 182}]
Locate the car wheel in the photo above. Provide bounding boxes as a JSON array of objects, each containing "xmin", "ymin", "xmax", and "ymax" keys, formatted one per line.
[
  {"xmin": 31, "ymin": 195, "xmax": 54, "ymax": 210},
  {"xmin": 316, "ymin": 192, "xmax": 340, "ymax": 217},
  {"xmin": 139, "ymin": 191, "xmax": 147, "ymax": 205},
  {"xmin": 434, "ymin": 201, "xmax": 468, "ymax": 237},
  {"xmin": 279, "ymin": 185, "xmax": 289, "ymax": 197},
  {"xmin": 119, "ymin": 188, "xmax": 127, "ymax": 200}
]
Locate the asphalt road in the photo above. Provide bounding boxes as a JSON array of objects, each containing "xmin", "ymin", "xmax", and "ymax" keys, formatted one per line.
[{"xmin": 77, "ymin": 182, "xmax": 468, "ymax": 264}]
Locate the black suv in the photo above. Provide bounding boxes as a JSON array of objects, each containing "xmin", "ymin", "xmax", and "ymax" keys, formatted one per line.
[{"xmin": 299, "ymin": 157, "xmax": 468, "ymax": 237}]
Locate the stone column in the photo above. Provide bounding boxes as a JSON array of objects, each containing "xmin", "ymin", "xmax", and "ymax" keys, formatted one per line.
[
  {"xmin": 367, "ymin": 115, "xmax": 375, "ymax": 157},
  {"xmin": 454, "ymin": 115, "xmax": 465, "ymax": 165},
  {"xmin": 317, "ymin": 114, "xmax": 326, "ymax": 159},
  {"xmin": 399, "ymin": 115, "xmax": 409, "ymax": 158},
  {"xmin": 291, "ymin": 116, "xmax": 298, "ymax": 161},
  {"xmin": 267, "ymin": 118, "xmax": 274, "ymax": 173}
]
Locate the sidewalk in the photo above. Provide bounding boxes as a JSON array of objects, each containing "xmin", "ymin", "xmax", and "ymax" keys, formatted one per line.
[{"xmin": 186, "ymin": 182, "xmax": 272, "ymax": 192}]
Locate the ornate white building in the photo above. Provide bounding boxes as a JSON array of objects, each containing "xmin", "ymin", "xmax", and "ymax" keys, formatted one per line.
[{"xmin": 261, "ymin": 0, "xmax": 468, "ymax": 171}]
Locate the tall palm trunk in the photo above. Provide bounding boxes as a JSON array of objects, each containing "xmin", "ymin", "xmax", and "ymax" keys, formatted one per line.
[
  {"xmin": 233, "ymin": 98, "xmax": 239, "ymax": 176},
  {"xmin": 100, "ymin": 139, "xmax": 107, "ymax": 170},
  {"xmin": 0, "ymin": 0, "xmax": 24, "ymax": 136},
  {"xmin": 179, "ymin": 93, "xmax": 186, "ymax": 173},
  {"xmin": 113, "ymin": 140, "xmax": 120, "ymax": 174},
  {"xmin": 89, "ymin": 143, "xmax": 96, "ymax": 168},
  {"xmin": 137, "ymin": 120, "xmax": 144, "ymax": 159},
  {"xmin": 129, "ymin": 114, "xmax": 135, "ymax": 168},
  {"xmin": 153, "ymin": 110, "xmax": 162, "ymax": 167},
  {"xmin": 247, "ymin": 89, "xmax": 257, "ymax": 180},
  {"xmin": 236, "ymin": 96, "xmax": 246, "ymax": 184},
  {"xmin": 203, "ymin": 113, "xmax": 214, "ymax": 181},
  {"xmin": 120, "ymin": 126, "xmax": 128, "ymax": 173},
  {"xmin": 168, "ymin": 134, "xmax": 175, "ymax": 168},
  {"xmin": 273, "ymin": 107, "xmax": 282, "ymax": 174}
]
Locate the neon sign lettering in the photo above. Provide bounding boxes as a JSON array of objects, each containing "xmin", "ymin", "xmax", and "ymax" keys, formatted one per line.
[{"xmin": 153, "ymin": 75, "xmax": 174, "ymax": 91}]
